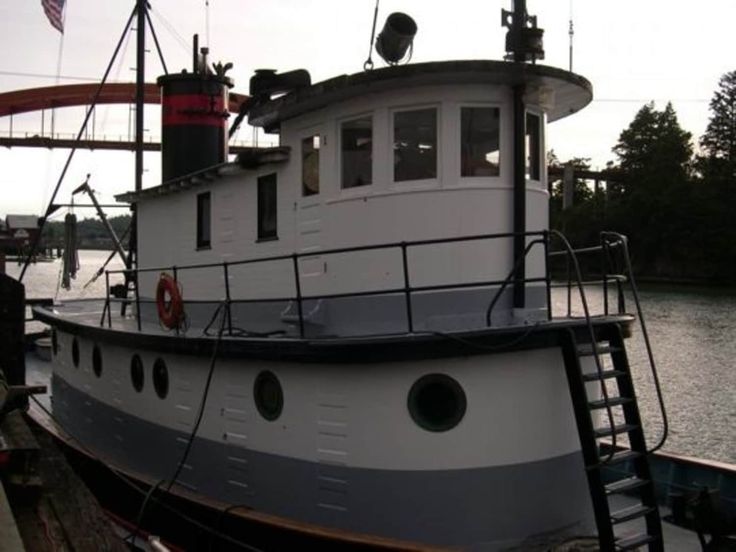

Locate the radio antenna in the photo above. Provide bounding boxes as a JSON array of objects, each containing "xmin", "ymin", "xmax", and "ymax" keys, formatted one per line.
[{"xmin": 568, "ymin": 0, "xmax": 574, "ymax": 71}]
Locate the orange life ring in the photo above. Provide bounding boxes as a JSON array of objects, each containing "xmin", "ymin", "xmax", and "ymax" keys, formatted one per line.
[{"xmin": 156, "ymin": 273, "xmax": 184, "ymax": 329}]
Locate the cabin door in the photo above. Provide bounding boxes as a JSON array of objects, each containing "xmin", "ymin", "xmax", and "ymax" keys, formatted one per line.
[{"xmin": 294, "ymin": 130, "xmax": 327, "ymax": 300}]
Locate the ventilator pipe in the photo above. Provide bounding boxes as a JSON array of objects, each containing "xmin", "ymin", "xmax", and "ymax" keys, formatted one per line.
[{"xmin": 375, "ymin": 12, "xmax": 417, "ymax": 64}]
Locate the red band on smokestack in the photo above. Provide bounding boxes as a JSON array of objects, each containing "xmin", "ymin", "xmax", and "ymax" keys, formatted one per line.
[{"xmin": 162, "ymin": 94, "xmax": 227, "ymax": 127}]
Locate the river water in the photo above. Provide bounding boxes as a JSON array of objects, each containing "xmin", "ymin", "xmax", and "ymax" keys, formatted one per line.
[{"xmin": 8, "ymin": 250, "xmax": 736, "ymax": 465}]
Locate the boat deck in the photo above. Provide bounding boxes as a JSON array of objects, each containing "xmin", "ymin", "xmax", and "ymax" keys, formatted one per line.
[{"xmin": 33, "ymin": 297, "xmax": 634, "ymax": 343}]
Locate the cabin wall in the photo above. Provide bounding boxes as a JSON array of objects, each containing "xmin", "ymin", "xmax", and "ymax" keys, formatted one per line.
[
  {"xmin": 136, "ymin": 83, "xmax": 551, "ymax": 327},
  {"xmin": 136, "ymin": 167, "xmax": 297, "ymax": 302}
]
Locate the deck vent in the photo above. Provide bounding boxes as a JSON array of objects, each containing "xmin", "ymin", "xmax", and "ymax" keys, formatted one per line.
[{"xmin": 376, "ymin": 12, "xmax": 417, "ymax": 65}]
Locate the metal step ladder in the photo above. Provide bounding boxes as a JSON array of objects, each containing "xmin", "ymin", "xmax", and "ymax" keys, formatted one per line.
[{"xmin": 561, "ymin": 324, "xmax": 664, "ymax": 552}]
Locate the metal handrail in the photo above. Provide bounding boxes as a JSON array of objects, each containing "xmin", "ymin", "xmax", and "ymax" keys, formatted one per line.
[
  {"xmin": 548, "ymin": 230, "xmax": 621, "ymax": 462},
  {"xmin": 485, "ymin": 237, "xmax": 546, "ymax": 326},
  {"xmin": 104, "ymin": 230, "xmax": 548, "ymax": 336},
  {"xmin": 600, "ymin": 231, "xmax": 669, "ymax": 455}
]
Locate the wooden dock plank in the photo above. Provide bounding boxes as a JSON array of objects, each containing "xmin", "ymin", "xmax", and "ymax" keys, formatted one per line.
[{"xmin": 0, "ymin": 481, "xmax": 24, "ymax": 552}]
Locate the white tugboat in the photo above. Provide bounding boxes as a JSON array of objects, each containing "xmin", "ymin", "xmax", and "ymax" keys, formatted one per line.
[{"xmin": 29, "ymin": 1, "xmax": 669, "ymax": 550}]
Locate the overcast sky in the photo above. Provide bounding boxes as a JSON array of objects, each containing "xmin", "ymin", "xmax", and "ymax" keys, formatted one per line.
[{"xmin": 0, "ymin": 0, "xmax": 734, "ymax": 218}]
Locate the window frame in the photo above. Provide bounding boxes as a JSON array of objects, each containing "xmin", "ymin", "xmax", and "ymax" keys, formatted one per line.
[
  {"xmin": 301, "ymin": 134, "xmax": 321, "ymax": 197},
  {"xmin": 525, "ymin": 111, "xmax": 543, "ymax": 182},
  {"xmin": 196, "ymin": 191, "xmax": 211, "ymax": 250},
  {"xmin": 391, "ymin": 105, "xmax": 440, "ymax": 184},
  {"xmin": 257, "ymin": 173, "xmax": 278, "ymax": 242},
  {"xmin": 339, "ymin": 113, "xmax": 374, "ymax": 190},
  {"xmin": 458, "ymin": 104, "xmax": 503, "ymax": 180}
]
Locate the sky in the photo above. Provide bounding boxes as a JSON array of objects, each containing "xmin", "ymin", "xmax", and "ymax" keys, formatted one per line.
[{"xmin": 0, "ymin": 0, "xmax": 734, "ymax": 219}]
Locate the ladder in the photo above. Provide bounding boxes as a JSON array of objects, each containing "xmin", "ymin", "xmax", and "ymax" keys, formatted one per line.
[{"xmin": 561, "ymin": 324, "xmax": 664, "ymax": 551}]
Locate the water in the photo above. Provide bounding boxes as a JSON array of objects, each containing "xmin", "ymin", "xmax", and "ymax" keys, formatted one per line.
[{"xmin": 9, "ymin": 251, "xmax": 736, "ymax": 465}]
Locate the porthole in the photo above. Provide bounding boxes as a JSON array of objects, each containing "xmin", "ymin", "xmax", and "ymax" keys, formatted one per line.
[
  {"xmin": 92, "ymin": 345, "xmax": 103, "ymax": 378},
  {"xmin": 153, "ymin": 358, "xmax": 169, "ymax": 399},
  {"xmin": 408, "ymin": 374, "xmax": 466, "ymax": 432},
  {"xmin": 130, "ymin": 355, "xmax": 144, "ymax": 393},
  {"xmin": 72, "ymin": 338, "xmax": 80, "ymax": 368},
  {"xmin": 51, "ymin": 329, "xmax": 58, "ymax": 356},
  {"xmin": 254, "ymin": 371, "xmax": 283, "ymax": 421}
]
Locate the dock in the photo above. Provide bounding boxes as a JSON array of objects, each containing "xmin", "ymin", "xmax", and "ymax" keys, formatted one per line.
[{"xmin": 0, "ymin": 398, "xmax": 128, "ymax": 551}]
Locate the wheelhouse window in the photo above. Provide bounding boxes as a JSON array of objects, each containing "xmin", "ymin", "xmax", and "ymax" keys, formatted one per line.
[
  {"xmin": 196, "ymin": 192, "xmax": 211, "ymax": 249},
  {"xmin": 526, "ymin": 112, "xmax": 541, "ymax": 181},
  {"xmin": 461, "ymin": 107, "xmax": 501, "ymax": 177},
  {"xmin": 302, "ymin": 135, "xmax": 320, "ymax": 196},
  {"xmin": 341, "ymin": 117, "xmax": 372, "ymax": 188},
  {"xmin": 394, "ymin": 108, "xmax": 437, "ymax": 182},
  {"xmin": 257, "ymin": 173, "xmax": 278, "ymax": 240}
]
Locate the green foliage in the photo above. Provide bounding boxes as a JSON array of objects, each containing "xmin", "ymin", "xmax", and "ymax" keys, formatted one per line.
[
  {"xmin": 41, "ymin": 214, "xmax": 131, "ymax": 250},
  {"xmin": 551, "ymin": 92, "xmax": 736, "ymax": 284},
  {"xmin": 613, "ymin": 102, "xmax": 692, "ymax": 186},
  {"xmin": 700, "ymin": 71, "xmax": 736, "ymax": 166}
]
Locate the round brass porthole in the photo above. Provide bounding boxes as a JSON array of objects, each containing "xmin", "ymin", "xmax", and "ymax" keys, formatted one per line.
[
  {"xmin": 254, "ymin": 371, "xmax": 283, "ymax": 421},
  {"xmin": 408, "ymin": 374, "xmax": 466, "ymax": 432},
  {"xmin": 72, "ymin": 338, "xmax": 80, "ymax": 368},
  {"xmin": 130, "ymin": 354, "xmax": 144, "ymax": 393},
  {"xmin": 92, "ymin": 345, "xmax": 103, "ymax": 378},
  {"xmin": 153, "ymin": 358, "xmax": 169, "ymax": 399}
]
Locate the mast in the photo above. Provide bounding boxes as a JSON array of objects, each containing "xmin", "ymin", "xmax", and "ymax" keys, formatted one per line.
[
  {"xmin": 502, "ymin": 0, "xmax": 545, "ymax": 311},
  {"xmin": 135, "ymin": 0, "xmax": 145, "ymax": 194},
  {"xmin": 128, "ymin": 0, "xmax": 147, "ymax": 272}
]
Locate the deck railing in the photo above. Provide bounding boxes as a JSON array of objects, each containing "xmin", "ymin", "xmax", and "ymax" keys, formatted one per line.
[{"xmin": 102, "ymin": 230, "xmax": 635, "ymax": 338}]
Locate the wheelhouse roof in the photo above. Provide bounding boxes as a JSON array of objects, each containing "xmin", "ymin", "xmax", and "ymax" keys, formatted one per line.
[
  {"xmin": 248, "ymin": 60, "xmax": 593, "ymax": 131},
  {"xmin": 115, "ymin": 147, "xmax": 290, "ymax": 203}
]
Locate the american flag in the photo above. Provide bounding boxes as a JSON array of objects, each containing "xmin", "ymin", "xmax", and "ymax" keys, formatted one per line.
[{"xmin": 41, "ymin": 0, "xmax": 65, "ymax": 33}]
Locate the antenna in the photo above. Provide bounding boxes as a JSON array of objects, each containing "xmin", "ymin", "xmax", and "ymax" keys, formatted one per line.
[
  {"xmin": 205, "ymin": 0, "xmax": 211, "ymax": 48},
  {"xmin": 568, "ymin": 0, "xmax": 574, "ymax": 71}
]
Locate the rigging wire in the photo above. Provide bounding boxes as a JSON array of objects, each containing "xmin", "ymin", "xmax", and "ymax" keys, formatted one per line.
[
  {"xmin": 39, "ymin": 25, "xmax": 68, "ymax": 216},
  {"xmin": 19, "ymin": 5, "xmax": 139, "ymax": 283},
  {"xmin": 363, "ymin": 0, "xmax": 380, "ymax": 71},
  {"xmin": 0, "ymin": 70, "xmax": 105, "ymax": 81},
  {"xmin": 149, "ymin": 6, "xmax": 191, "ymax": 55},
  {"xmin": 144, "ymin": 9, "xmax": 169, "ymax": 75},
  {"xmin": 98, "ymin": 21, "xmax": 134, "ymax": 140}
]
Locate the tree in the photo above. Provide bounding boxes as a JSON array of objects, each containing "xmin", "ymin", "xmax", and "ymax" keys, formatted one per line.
[
  {"xmin": 608, "ymin": 102, "xmax": 694, "ymax": 276},
  {"xmin": 613, "ymin": 102, "xmax": 692, "ymax": 188},
  {"xmin": 700, "ymin": 71, "xmax": 736, "ymax": 166}
]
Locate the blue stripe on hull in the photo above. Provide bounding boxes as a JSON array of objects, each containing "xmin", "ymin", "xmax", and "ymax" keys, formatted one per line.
[{"xmin": 52, "ymin": 373, "xmax": 594, "ymax": 549}]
